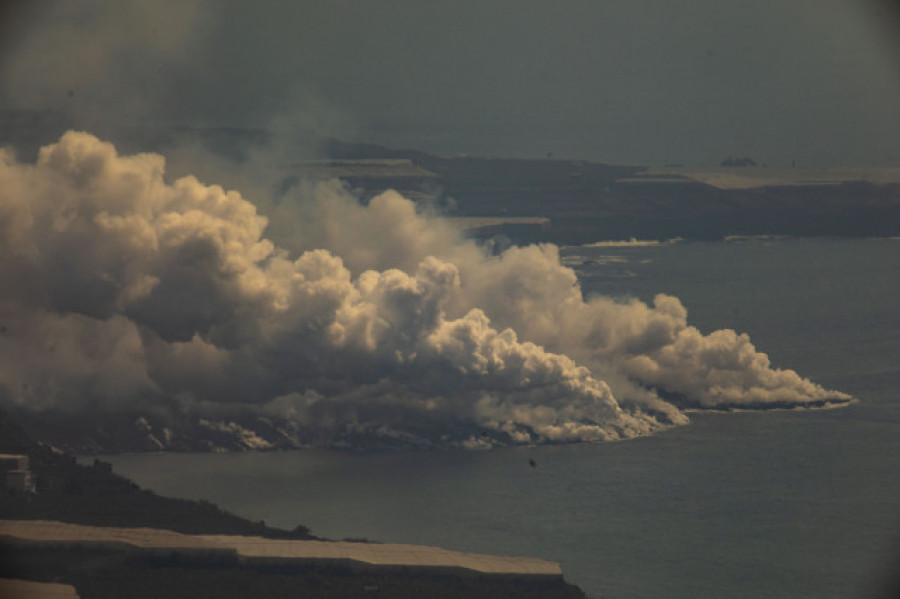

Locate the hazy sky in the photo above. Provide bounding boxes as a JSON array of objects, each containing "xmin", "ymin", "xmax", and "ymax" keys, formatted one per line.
[{"xmin": 3, "ymin": 0, "xmax": 900, "ymax": 165}]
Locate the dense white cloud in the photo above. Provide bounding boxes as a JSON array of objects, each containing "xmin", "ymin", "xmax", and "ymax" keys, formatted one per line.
[{"xmin": 0, "ymin": 133, "xmax": 852, "ymax": 447}]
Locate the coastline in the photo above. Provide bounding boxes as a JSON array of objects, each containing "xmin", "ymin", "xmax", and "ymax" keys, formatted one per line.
[{"xmin": 0, "ymin": 410, "xmax": 586, "ymax": 598}]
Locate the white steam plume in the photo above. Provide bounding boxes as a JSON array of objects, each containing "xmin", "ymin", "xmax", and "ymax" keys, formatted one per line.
[{"xmin": 0, "ymin": 133, "xmax": 851, "ymax": 447}]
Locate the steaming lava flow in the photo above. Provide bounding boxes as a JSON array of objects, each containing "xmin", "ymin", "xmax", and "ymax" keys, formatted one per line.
[{"xmin": 0, "ymin": 132, "xmax": 852, "ymax": 451}]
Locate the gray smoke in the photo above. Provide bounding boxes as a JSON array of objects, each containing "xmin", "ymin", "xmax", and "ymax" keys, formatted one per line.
[{"xmin": 0, "ymin": 132, "xmax": 852, "ymax": 447}]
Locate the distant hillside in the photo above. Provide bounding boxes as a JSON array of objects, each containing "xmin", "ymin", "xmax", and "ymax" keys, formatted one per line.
[
  {"xmin": 316, "ymin": 128, "xmax": 900, "ymax": 242},
  {"xmin": 3, "ymin": 112, "xmax": 900, "ymax": 242}
]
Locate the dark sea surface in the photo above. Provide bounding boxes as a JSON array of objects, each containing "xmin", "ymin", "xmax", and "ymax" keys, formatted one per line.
[{"xmin": 99, "ymin": 238, "xmax": 900, "ymax": 599}]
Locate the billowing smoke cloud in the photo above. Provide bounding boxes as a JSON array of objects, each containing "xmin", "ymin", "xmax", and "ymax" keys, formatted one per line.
[{"xmin": 0, "ymin": 133, "xmax": 851, "ymax": 448}]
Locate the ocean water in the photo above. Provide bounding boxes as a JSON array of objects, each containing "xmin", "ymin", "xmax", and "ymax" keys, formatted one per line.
[{"xmin": 99, "ymin": 238, "xmax": 900, "ymax": 599}]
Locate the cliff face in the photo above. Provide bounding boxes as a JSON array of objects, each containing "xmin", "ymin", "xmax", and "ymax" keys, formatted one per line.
[
  {"xmin": 3, "ymin": 543, "xmax": 587, "ymax": 599},
  {"xmin": 1, "ymin": 520, "xmax": 563, "ymax": 576},
  {"xmin": 318, "ymin": 138, "xmax": 900, "ymax": 244},
  {"xmin": 425, "ymin": 161, "xmax": 900, "ymax": 244},
  {"xmin": 4, "ymin": 115, "xmax": 897, "ymax": 246}
]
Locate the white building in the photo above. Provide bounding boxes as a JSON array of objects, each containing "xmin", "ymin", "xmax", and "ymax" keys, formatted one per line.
[{"xmin": 0, "ymin": 454, "xmax": 35, "ymax": 494}]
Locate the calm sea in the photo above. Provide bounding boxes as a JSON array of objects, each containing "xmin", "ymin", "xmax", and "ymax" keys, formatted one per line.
[{"xmin": 98, "ymin": 238, "xmax": 900, "ymax": 599}]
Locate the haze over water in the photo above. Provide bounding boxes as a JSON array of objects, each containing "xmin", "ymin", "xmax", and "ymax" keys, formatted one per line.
[{"xmin": 100, "ymin": 238, "xmax": 900, "ymax": 599}]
